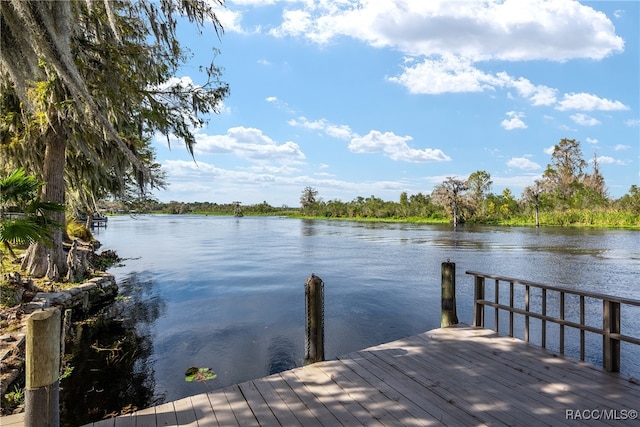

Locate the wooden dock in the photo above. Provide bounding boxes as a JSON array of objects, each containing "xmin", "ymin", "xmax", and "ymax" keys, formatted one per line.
[
  {"xmin": 94, "ymin": 325, "xmax": 640, "ymax": 426},
  {"xmin": 4, "ymin": 325, "xmax": 639, "ymax": 426}
]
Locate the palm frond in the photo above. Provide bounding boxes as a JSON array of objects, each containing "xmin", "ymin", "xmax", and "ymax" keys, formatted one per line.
[
  {"xmin": 0, "ymin": 168, "xmax": 44, "ymax": 204},
  {"xmin": 0, "ymin": 219, "xmax": 50, "ymax": 245}
]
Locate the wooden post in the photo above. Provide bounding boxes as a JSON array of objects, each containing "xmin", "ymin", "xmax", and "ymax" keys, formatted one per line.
[
  {"xmin": 473, "ymin": 276, "xmax": 485, "ymax": 327},
  {"xmin": 603, "ymin": 300, "xmax": 621, "ymax": 372},
  {"xmin": 25, "ymin": 307, "xmax": 61, "ymax": 427},
  {"xmin": 305, "ymin": 274, "xmax": 324, "ymax": 364},
  {"xmin": 441, "ymin": 261, "xmax": 458, "ymax": 327}
]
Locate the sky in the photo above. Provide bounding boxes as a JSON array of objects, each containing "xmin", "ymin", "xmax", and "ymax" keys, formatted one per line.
[{"xmin": 151, "ymin": 0, "xmax": 640, "ymax": 206}]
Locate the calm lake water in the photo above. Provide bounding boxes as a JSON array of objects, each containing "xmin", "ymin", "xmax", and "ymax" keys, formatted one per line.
[{"xmin": 62, "ymin": 215, "xmax": 640, "ymax": 424}]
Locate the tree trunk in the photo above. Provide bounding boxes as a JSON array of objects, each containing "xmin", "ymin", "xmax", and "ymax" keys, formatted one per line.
[
  {"xmin": 22, "ymin": 126, "xmax": 68, "ymax": 278},
  {"xmin": 85, "ymin": 208, "xmax": 93, "ymax": 230},
  {"xmin": 453, "ymin": 202, "xmax": 459, "ymax": 227}
]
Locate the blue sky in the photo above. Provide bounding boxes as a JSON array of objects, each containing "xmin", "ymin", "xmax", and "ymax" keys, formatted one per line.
[{"xmin": 152, "ymin": 0, "xmax": 639, "ymax": 206}]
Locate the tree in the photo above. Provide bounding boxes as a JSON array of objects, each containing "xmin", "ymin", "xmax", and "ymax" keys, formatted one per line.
[
  {"xmin": 399, "ymin": 192, "xmax": 409, "ymax": 218},
  {"xmin": 581, "ymin": 153, "xmax": 608, "ymax": 206},
  {"xmin": 542, "ymin": 138, "xmax": 587, "ymax": 204},
  {"xmin": 466, "ymin": 170, "xmax": 492, "ymax": 218},
  {"xmin": 300, "ymin": 187, "xmax": 319, "ymax": 215},
  {"xmin": 615, "ymin": 185, "xmax": 640, "ymax": 212},
  {"xmin": 522, "ymin": 180, "xmax": 544, "ymax": 227},
  {"xmin": 498, "ymin": 188, "xmax": 519, "ymax": 218},
  {"xmin": 1, "ymin": 1, "xmax": 229, "ymax": 276},
  {"xmin": 432, "ymin": 177, "xmax": 469, "ymax": 226}
]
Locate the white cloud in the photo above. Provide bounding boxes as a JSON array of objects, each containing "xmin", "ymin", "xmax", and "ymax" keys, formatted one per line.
[
  {"xmin": 267, "ymin": 0, "xmax": 623, "ymax": 61},
  {"xmin": 570, "ymin": 113, "xmax": 601, "ymax": 126},
  {"xmin": 349, "ymin": 130, "xmax": 451, "ymax": 163},
  {"xmin": 325, "ymin": 124, "xmax": 354, "ymax": 140},
  {"xmin": 211, "ymin": 7, "xmax": 246, "ymax": 34},
  {"xmin": 265, "ymin": 96, "xmax": 294, "ymax": 113},
  {"xmin": 388, "ymin": 54, "xmax": 496, "ymax": 94},
  {"xmin": 492, "ymin": 174, "xmax": 544, "ymax": 192},
  {"xmin": 501, "ymin": 111, "xmax": 527, "ymax": 130},
  {"xmin": 288, "ymin": 117, "xmax": 356, "ymax": 141},
  {"xmin": 613, "ymin": 144, "xmax": 631, "ymax": 151},
  {"xmin": 544, "ymin": 146, "xmax": 555, "ymax": 155},
  {"xmin": 288, "ymin": 116, "xmax": 327, "ymax": 131},
  {"xmin": 229, "ymin": 0, "xmax": 278, "ymax": 6},
  {"xmin": 389, "ymin": 59, "xmax": 560, "ymax": 108},
  {"xmin": 596, "ymin": 155, "xmax": 625, "ymax": 166},
  {"xmin": 269, "ymin": 9, "xmax": 313, "ymax": 38},
  {"xmin": 625, "ymin": 118, "xmax": 640, "ymax": 127},
  {"xmin": 586, "ymin": 137, "xmax": 598, "ymax": 144},
  {"xmin": 502, "ymin": 74, "xmax": 557, "ymax": 106},
  {"xmin": 556, "ymin": 93, "xmax": 629, "ymax": 111},
  {"xmin": 193, "ymin": 127, "xmax": 305, "ymax": 162},
  {"xmin": 159, "ymin": 159, "xmax": 409, "ymax": 205},
  {"xmin": 507, "ymin": 157, "xmax": 541, "ymax": 171}
]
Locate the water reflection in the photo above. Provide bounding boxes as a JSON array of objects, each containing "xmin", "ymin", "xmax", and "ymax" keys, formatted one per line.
[
  {"xmin": 60, "ymin": 272, "xmax": 166, "ymax": 425},
  {"xmin": 267, "ymin": 336, "xmax": 297, "ymax": 374},
  {"xmin": 85, "ymin": 216, "xmax": 640, "ymax": 412}
]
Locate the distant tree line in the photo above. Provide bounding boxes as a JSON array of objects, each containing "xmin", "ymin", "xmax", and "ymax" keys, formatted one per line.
[
  {"xmin": 100, "ymin": 138, "xmax": 639, "ymax": 227},
  {"xmin": 298, "ymin": 139, "xmax": 640, "ymax": 227},
  {"xmin": 99, "ymin": 199, "xmax": 294, "ymax": 217}
]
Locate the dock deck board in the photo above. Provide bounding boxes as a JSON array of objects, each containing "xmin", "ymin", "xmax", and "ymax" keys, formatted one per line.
[{"xmin": 4, "ymin": 325, "xmax": 639, "ymax": 426}]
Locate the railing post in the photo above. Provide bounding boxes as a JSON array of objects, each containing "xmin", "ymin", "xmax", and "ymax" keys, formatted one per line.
[
  {"xmin": 305, "ymin": 274, "xmax": 324, "ymax": 364},
  {"xmin": 25, "ymin": 307, "xmax": 61, "ymax": 427},
  {"xmin": 603, "ymin": 300, "xmax": 621, "ymax": 372},
  {"xmin": 473, "ymin": 275, "xmax": 485, "ymax": 328},
  {"xmin": 441, "ymin": 261, "xmax": 458, "ymax": 327}
]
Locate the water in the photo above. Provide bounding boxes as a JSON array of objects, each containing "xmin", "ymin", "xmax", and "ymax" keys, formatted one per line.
[{"xmin": 62, "ymin": 215, "xmax": 640, "ymax": 424}]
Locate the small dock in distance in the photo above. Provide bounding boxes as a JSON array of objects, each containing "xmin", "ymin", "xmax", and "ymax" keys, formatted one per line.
[{"xmin": 82, "ymin": 325, "xmax": 639, "ymax": 426}]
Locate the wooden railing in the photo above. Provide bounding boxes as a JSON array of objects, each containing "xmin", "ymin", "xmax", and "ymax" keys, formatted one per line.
[{"xmin": 466, "ymin": 271, "xmax": 640, "ymax": 373}]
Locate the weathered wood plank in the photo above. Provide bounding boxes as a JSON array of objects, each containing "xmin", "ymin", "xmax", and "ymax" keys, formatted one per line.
[
  {"xmin": 92, "ymin": 418, "xmax": 115, "ymax": 427},
  {"xmin": 419, "ymin": 328, "xmax": 640, "ymax": 409},
  {"xmin": 0, "ymin": 413, "xmax": 25, "ymax": 427},
  {"xmin": 412, "ymin": 328, "xmax": 635, "ymax": 427},
  {"xmin": 358, "ymin": 348, "xmax": 500, "ymax": 426},
  {"xmin": 132, "ymin": 406, "xmax": 156, "ymax": 427},
  {"xmin": 262, "ymin": 373, "xmax": 324, "ymax": 427},
  {"xmin": 113, "ymin": 413, "xmax": 135, "ymax": 427},
  {"xmin": 288, "ymin": 365, "xmax": 365, "ymax": 426},
  {"xmin": 337, "ymin": 354, "xmax": 437, "ymax": 426},
  {"xmin": 365, "ymin": 338, "xmax": 574, "ymax": 427},
  {"xmin": 251, "ymin": 375, "xmax": 306, "ymax": 427},
  {"xmin": 79, "ymin": 326, "xmax": 640, "ymax": 427},
  {"xmin": 153, "ymin": 402, "xmax": 178, "ymax": 426},
  {"xmin": 222, "ymin": 384, "xmax": 258, "ymax": 426},
  {"xmin": 277, "ymin": 369, "xmax": 343, "ymax": 426},
  {"xmin": 189, "ymin": 393, "xmax": 218, "ymax": 426},
  {"xmin": 237, "ymin": 380, "xmax": 282, "ymax": 426},
  {"xmin": 315, "ymin": 360, "xmax": 404, "ymax": 426},
  {"xmin": 298, "ymin": 363, "xmax": 385, "ymax": 427},
  {"xmin": 171, "ymin": 395, "xmax": 198, "ymax": 426}
]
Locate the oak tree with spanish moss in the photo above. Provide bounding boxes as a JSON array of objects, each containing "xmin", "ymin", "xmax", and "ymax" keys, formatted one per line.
[{"xmin": 0, "ymin": 0, "xmax": 229, "ymax": 276}]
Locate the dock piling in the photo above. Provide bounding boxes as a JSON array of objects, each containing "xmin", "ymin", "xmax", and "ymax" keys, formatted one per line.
[
  {"xmin": 305, "ymin": 274, "xmax": 324, "ymax": 364},
  {"xmin": 441, "ymin": 261, "xmax": 459, "ymax": 327},
  {"xmin": 25, "ymin": 307, "xmax": 61, "ymax": 427}
]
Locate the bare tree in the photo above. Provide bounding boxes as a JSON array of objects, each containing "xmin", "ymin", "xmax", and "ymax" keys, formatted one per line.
[
  {"xmin": 432, "ymin": 177, "xmax": 469, "ymax": 227},
  {"xmin": 300, "ymin": 187, "xmax": 319, "ymax": 215},
  {"xmin": 522, "ymin": 180, "xmax": 544, "ymax": 227}
]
